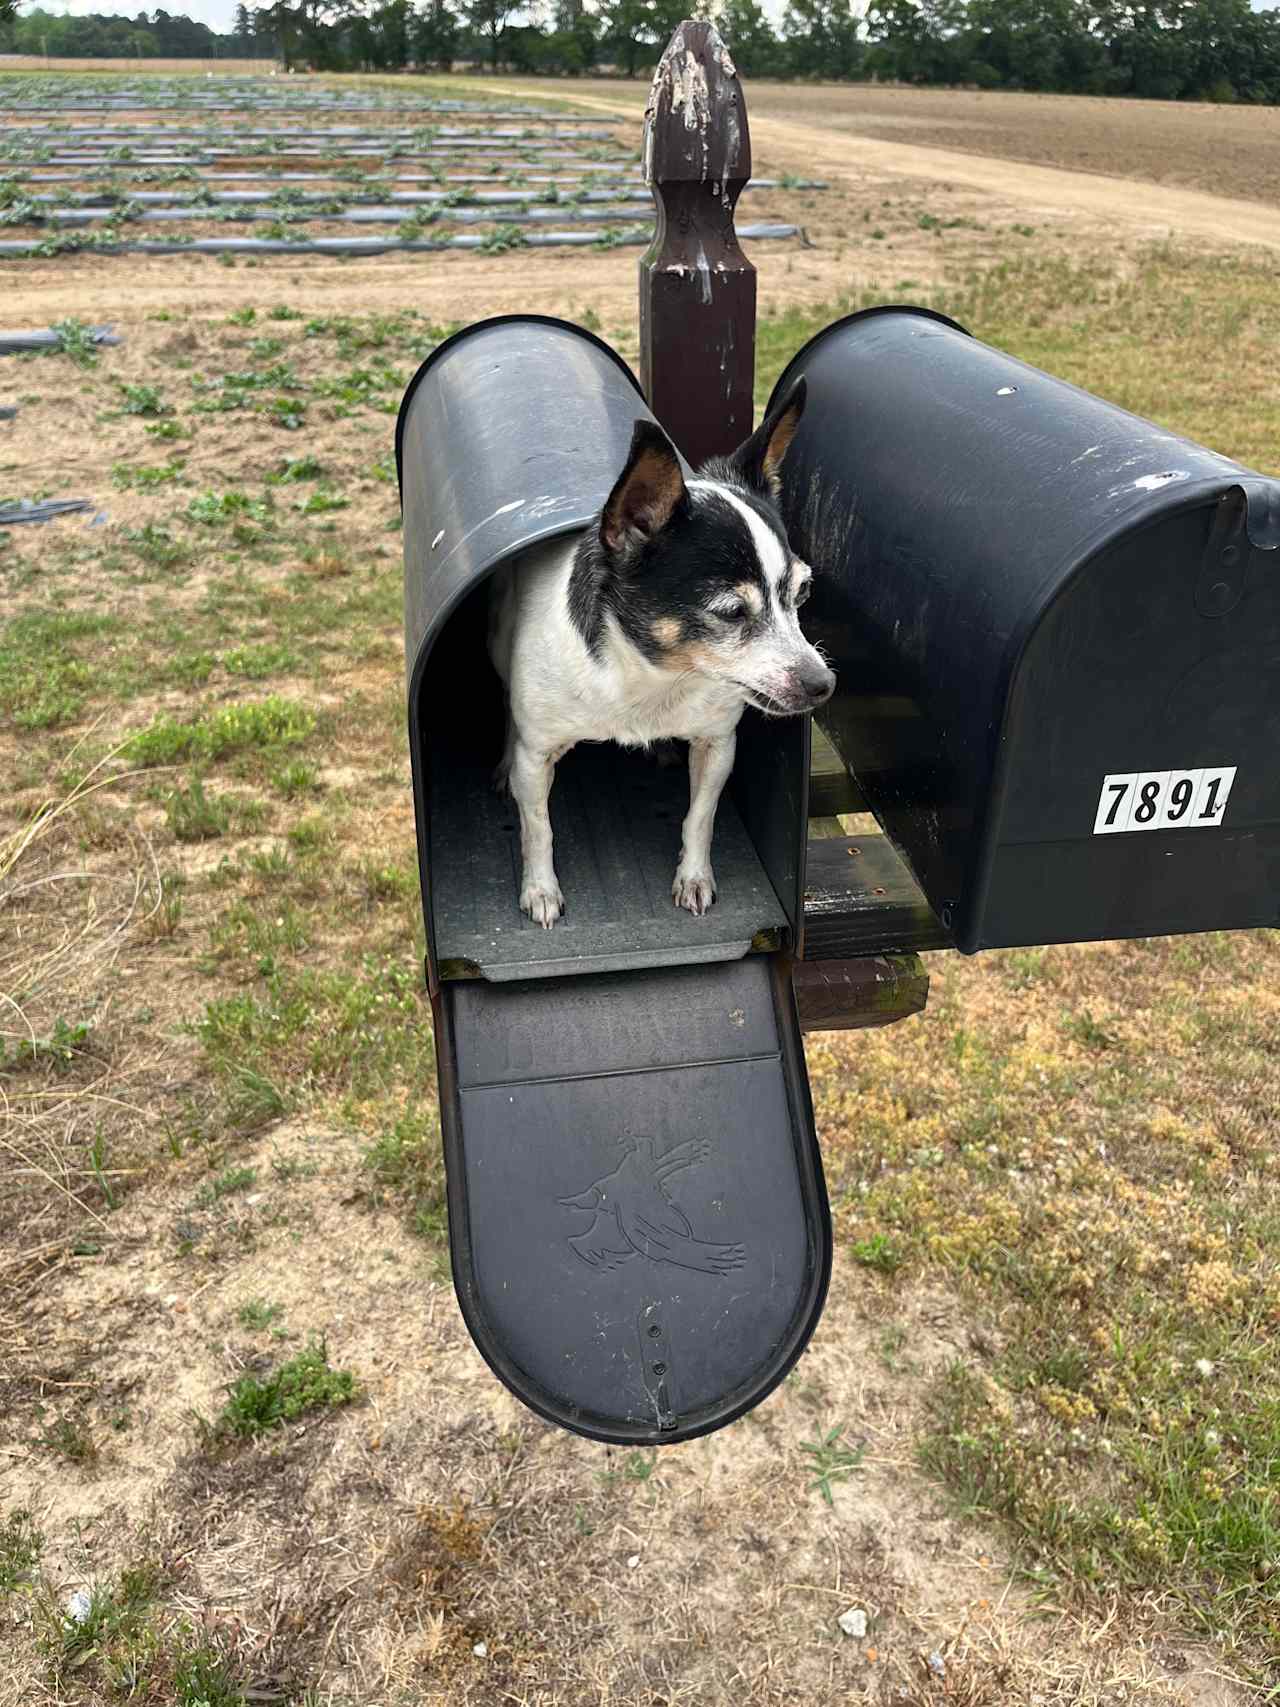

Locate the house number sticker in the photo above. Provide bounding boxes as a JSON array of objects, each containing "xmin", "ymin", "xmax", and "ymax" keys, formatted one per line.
[{"xmin": 1094, "ymin": 768, "xmax": 1237, "ymax": 835}]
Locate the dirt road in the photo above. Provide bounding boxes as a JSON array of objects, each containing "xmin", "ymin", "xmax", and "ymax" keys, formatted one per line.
[
  {"xmin": 756, "ymin": 112, "xmax": 1280, "ymax": 252},
  {"xmin": 489, "ymin": 75, "xmax": 1280, "ymax": 254}
]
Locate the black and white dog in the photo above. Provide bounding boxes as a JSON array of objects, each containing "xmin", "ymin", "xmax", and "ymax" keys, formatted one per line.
[{"xmin": 488, "ymin": 380, "xmax": 834, "ymax": 928}]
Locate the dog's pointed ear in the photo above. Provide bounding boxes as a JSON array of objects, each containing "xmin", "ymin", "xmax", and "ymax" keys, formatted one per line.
[
  {"xmin": 728, "ymin": 377, "xmax": 806, "ymax": 498},
  {"xmin": 600, "ymin": 420, "xmax": 687, "ymax": 558}
]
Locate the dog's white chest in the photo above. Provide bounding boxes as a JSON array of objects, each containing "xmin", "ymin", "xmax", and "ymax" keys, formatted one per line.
[
  {"xmin": 490, "ymin": 542, "xmax": 746, "ymax": 749},
  {"xmin": 596, "ymin": 676, "xmax": 744, "ymax": 747}
]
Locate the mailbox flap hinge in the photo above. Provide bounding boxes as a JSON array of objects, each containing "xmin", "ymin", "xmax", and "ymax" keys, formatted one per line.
[{"xmin": 1195, "ymin": 488, "xmax": 1250, "ymax": 618}]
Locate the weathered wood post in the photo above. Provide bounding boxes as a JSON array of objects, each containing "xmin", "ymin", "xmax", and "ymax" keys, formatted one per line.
[
  {"xmin": 639, "ymin": 20, "xmax": 755, "ymax": 466},
  {"xmin": 639, "ymin": 20, "xmax": 933, "ymax": 1039}
]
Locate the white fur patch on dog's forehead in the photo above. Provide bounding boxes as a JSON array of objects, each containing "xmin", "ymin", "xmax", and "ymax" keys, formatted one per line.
[{"xmin": 688, "ymin": 479, "xmax": 790, "ymax": 588}]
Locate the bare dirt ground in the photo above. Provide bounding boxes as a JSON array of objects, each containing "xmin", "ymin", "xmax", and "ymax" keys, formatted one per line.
[
  {"xmin": 481, "ymin": 73, "xmax": 1280, "ymax": 204},
  {"xmin": 2, "ymin": 75, "xmax": 1276, "ymax": 1707},
  {"xmin": 731, "ymin": 82, "xmax": 1280, "ymax": 208},
  {"xmin": 479, "ymin": 74, "xmax": 1280, "ymax": 254}
]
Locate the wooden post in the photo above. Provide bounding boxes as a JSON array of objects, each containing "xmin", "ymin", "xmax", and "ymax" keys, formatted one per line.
[
  {"xmin": 639, "ymin": 20, "xmax": 755, "ymax": 466},
  {"xmin": 792, "ymin": 954, "xmax": 929, "ymax": 1033},
  {"xmin": 638, "ymin": 21, "xmax": 931, "ymax": 1037}
]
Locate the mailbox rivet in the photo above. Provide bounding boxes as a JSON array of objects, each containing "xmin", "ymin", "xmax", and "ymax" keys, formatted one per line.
[
  {"xmin": 648, "ymin": 1324, "xmax": 662, "ymax": 1339},
  {"xmin": 652, "ymin": 1361, "xmax": 667, "ymax": 1375},
  {"xmin": 1222, "ymin": 545, "xmax": 1240, "ymax": 566}
]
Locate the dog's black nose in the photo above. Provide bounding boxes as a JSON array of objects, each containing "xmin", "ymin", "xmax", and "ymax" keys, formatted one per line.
[{"xmin": 801, "ymin": 666, "xmax": 836, "ymax": 706}]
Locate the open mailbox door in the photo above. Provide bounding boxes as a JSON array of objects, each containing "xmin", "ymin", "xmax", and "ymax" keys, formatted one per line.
[{"xmin": 398, "ymin": 316, "xmax": 830, "ymax": 1444}]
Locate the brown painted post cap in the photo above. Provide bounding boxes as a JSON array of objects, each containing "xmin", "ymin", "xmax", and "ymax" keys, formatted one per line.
[{"xmin": 642, "ymin": 19, "xmax": 751, "ymax": 190}]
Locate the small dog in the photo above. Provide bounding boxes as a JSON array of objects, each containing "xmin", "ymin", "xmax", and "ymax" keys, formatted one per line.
[{"xmin": 488, "ymin": 379, "xmax": 834, "ymax": 928}]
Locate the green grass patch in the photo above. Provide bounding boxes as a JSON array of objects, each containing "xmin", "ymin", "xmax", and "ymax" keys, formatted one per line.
[
  {"xmin": 270, "ymin": 760, "xmax": 318, "ymax": 799},
  {"xmin": 123, "ymin": 522, "xmax": 190, "ymax": 571},
  {"xmin": 208, "ymin": 897, "xmax": 309, "ymax": 968},
  {"xmin": 186, "ymin": 490, "xmax": 272, "ymax": 527},
  {"xmin": 112, "ymin": 459, "xmax": 186, "ymax": 490},
  {"xmin": 266, "ymin": 453, "xmax": 323, "ymax": 484},
  {"xmin": 127, "ymin": 696, "xmax": 315, "ymax": 766},
  {"xmin": 0, "ymin": 1510, "xmax": 41, "ymax": 1593},
  {"xmin": 222, "ymin": 641, "xmax": 300, "ymax": 680},
  {"xmin": 196, "ymin": 1165, "xmax": 257, "ymax": 1205},
  {"xmin": 42, "ymin": 1564, "xmax": 160, "ymax": 1672},
  {"xmin": 40, "ymin": 1415, "xmax": 98, "ymax": 1464},
  {"xmin": 0, "ymin": 610, "xmax": 122, "ymax": 729},
  {"xmin": 166, "ymin": 775, "xmax": 231, "ymax": 842},
  {"xmin": 361, "ymin": 1109, "xmax": 444, "ymax": 1241},
  {"xmin": 799, "ymin": 1425, "xmax": 866, "ymax": 1506},
  {"xmin": 4, "ymin": 1017, "xmax": 92, "ymax": 1073},
  {"xmin": 197, "ymin": 1338, "xmax": 357, "ymax": 1444},
  {"xmin": 172, "ymin": 1640, "xmax": 244, "ymax": 1707},
  {"xmin": 294, "ymin": 488, "xmax": 350, "ymax": 515},
  {"xmin": 192, "ymin": 956, "xmax": 431, "ymax": 1102},
  {"xmin": 236, "ymin": 1298, "xmax": 284, "ymax": 1331},
  {"xmin": 809, "ymin": 922, "xmax": 1280, "ymax": 1674}
]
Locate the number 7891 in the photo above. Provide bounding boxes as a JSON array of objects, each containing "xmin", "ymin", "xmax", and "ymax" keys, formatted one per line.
[{"xmin": 1093, "ymin": 767, "xmax": 1237, "ymax": 836}]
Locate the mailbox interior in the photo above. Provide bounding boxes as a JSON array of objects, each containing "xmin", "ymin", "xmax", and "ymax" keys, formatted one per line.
[
  {"xmin": 414, "ymin": 580, "xmax": 796, "ymax": 984},
  {"xmin": 399, "ymin": 315, "xmax": 809, "ymax": 991}
]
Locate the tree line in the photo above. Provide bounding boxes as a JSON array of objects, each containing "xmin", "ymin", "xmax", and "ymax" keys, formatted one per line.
[{"xmin": 4, "ymin": 0, "xmax": 1280, "ymax": 106}]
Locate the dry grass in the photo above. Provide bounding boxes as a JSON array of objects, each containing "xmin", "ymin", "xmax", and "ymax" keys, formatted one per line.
[{"xmin": 0, "ymin": 745, "xmax": 174, "ymax": 1309}]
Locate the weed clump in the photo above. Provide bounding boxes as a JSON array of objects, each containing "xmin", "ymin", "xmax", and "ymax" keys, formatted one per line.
[
  {"xmin": 222, "ymin": 642, "xmax": 299, "ymax": 679},
  {"xmin": 128, "ymin": 697, "xmax": 315, "ymax": 766},
  {"xmin": 166, "ymin": 776, "xmax": 231, "ymax": 842},
  {"xmin": 3, "ymin": 1016, "xmax": 92, "ymax": 1072},
  {"xmin": 123, "ymin": 522, "xmax": 189, "ymax": 571},
  {"xmin": 197, "ymin": 1339, "xmax": 357, "ymax": 1446},
  {"xmin": 0, "ymin": 1510, "xmax": 41, "ymax": 1592},
  {"xmin": 49, "ymin": 317, "xmax": 103, "ymax": 368},
  {"xmin": 119, "ymin": 382, "xmax": 170, "ymax": 417}
]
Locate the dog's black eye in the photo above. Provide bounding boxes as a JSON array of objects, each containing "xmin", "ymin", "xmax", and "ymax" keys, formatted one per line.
[
  {"xmin": 793, "ymin": 578, "xmax": 812, "ymax": 608},
  {"xmin": 717, "ymin": 600, "xmax": 748, "ymax": 622}
]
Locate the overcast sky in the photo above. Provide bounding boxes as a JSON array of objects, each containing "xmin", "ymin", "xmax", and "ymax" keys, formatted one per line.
[{"xmin": 21, "ymin": 0, "xmax": 1279, "ymax": 46}]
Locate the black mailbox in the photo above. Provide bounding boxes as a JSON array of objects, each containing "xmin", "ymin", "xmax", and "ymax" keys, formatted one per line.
[
  {"xmin": 398, "ymin": 315, "xmax": 829, "ymax": 1444},
  {"xmin": 770, "ymin": 306, "xmax": 1280, "ymax": 954}
]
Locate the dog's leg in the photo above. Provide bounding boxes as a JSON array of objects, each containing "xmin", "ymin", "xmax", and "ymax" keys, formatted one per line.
[
  {"xmin": 672, "ymin": 732, "xmax": 735, "ymax": 916},
  {"xmin": 494, "ymin": 703, "xmax": 516, "ymax": 794},
  {"xmin": 510, "ymin": 738, "xmax": 564, "ymax": 927}
]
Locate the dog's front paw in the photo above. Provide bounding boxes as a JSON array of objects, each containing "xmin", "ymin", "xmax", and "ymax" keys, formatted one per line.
[
  {"xmin": 672, "ymin": 867, "xmax": 716, "ymax": 917},
  {"xmin": 520, "ymin": 879, "xmax": 564, "ymax": 928}
]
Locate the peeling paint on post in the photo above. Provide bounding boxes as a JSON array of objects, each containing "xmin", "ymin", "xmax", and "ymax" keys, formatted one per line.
[{"xmin": 639, "ymin": 20, "xmax": 755, "ymax": 468}]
